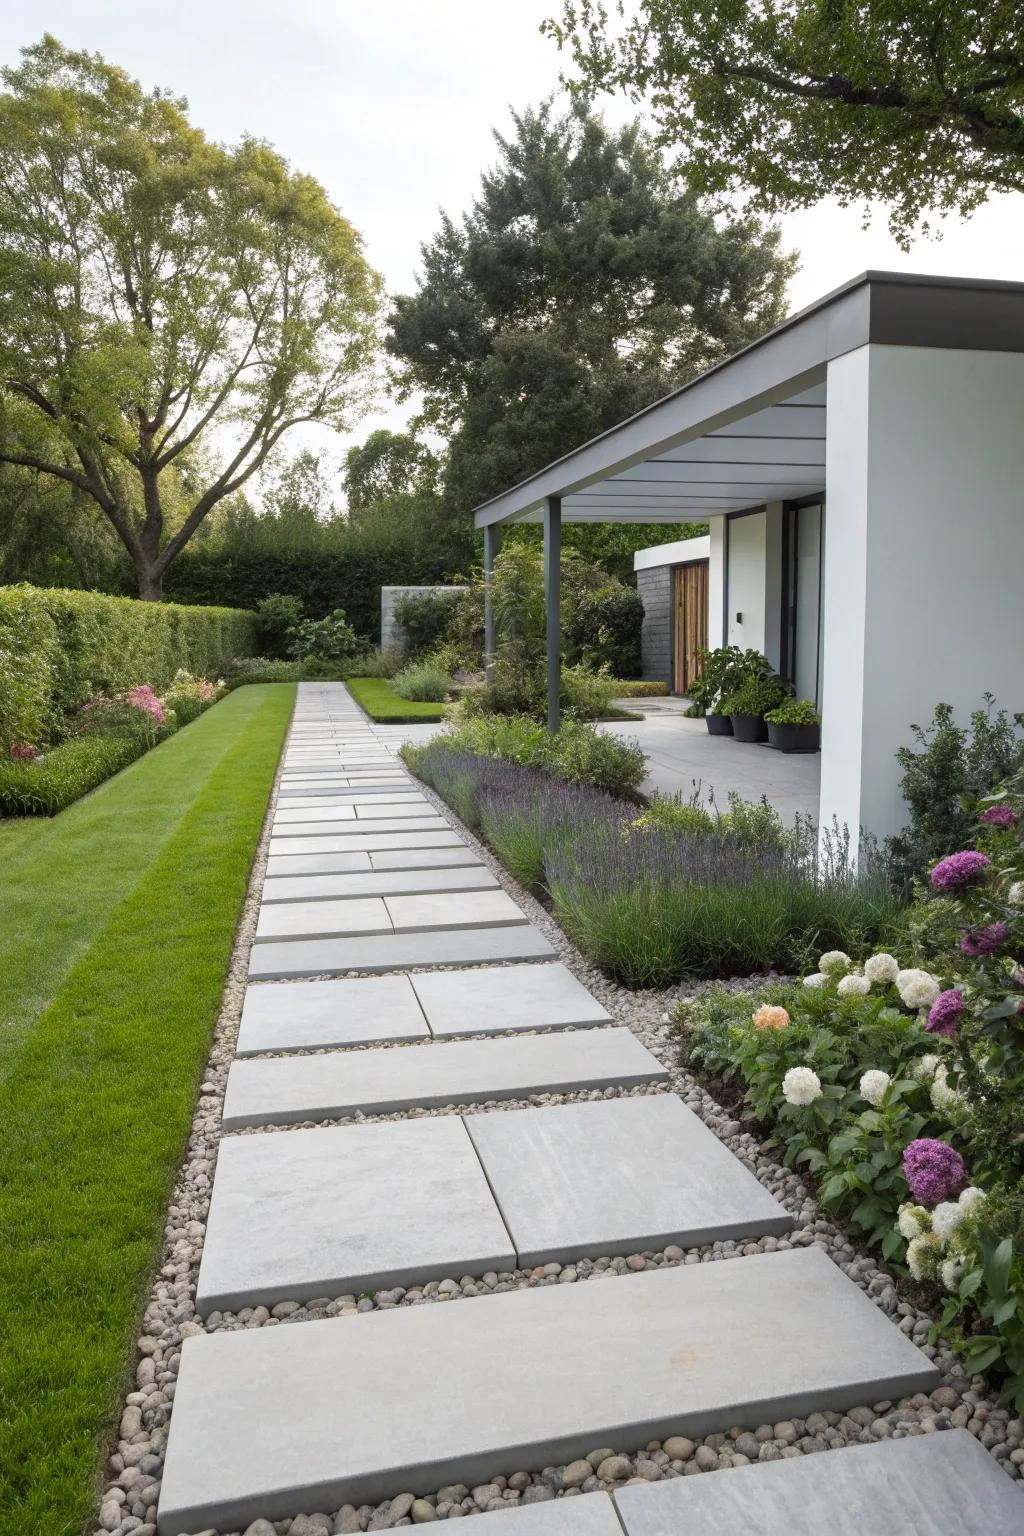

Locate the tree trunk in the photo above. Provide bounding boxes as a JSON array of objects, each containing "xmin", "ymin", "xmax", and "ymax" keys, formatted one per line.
[{"xmin": 135, "ymin": 562, "xmax": 164, "ymax": 601}]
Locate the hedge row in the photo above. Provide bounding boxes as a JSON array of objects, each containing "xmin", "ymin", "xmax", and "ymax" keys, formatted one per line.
[{"xmin": 0, "ymin": 584, "xmax": 256, "ymax": 749}]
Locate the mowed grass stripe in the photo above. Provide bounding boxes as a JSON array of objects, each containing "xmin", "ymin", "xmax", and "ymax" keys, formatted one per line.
[
  {"xmin": 0, "ymin": 683, "xmax": 293, "ymax": 1536},
  {"xmin": 0, "ymin": 686, "xmax": 290, "ymax": 1078}
]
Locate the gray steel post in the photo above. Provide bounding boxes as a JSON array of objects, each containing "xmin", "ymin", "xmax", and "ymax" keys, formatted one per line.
[{"xmin": 543, "ymin": 495, "xmax": 561, "ymax": 733}]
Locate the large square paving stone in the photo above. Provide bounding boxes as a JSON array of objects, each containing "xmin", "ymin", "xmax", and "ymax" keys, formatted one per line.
[
  {"xmin": 267, "ymin": 830, "xmax": 463, "ymax": 862},
  {"xmin": 613, "ymin": 1430, "xmax": 1024, "ymax": 1536},
  {"xmin": 274, "ymin": 804, "xmax": 369, "ymax": 823},
  {"xmin": 369, "ymin": 847, "xmax": 483, "ymax": 870},
  {"xmin": 158, "ymin": 1247, "xmax": 938, "ymax": 1534},
  {"xmin": 222, "ymin": 1026, "xmax": 662, "ymax": 1126},
  {"xmin": 411, "ymin": 962, "xmax": 610, "ymax": 1037},
  {"xmin": 246, "ymin": 922, "xmax": 555, "ymax": 981},
  {"xmin": 195, "ymin": 1118, "xmax": 514, "ymax": 1314},
  {"xmin": 259, "ymin": 867, "xmax": 498, "ymax": 905},
  {"xmin": 466, "ymin": 1095, "xmax": 792, "ymax": 1264},
  {"xmin": 384, "ymin": 890, "xmax": 526, "ymax": 931},
  {"xmin": 270, "ymin": 820, "xmax": 451, "ymax": 847},
  {"xmin": 237, "ymin": 974, "xmax": 428, "ymax": 1055},
  {"xmin": 254, "ymin": 897, "xmax": 392, "ymax": 942},
  {"xmin": 253, "ymin": 890, "xmax": 528, "ymax": 946}
]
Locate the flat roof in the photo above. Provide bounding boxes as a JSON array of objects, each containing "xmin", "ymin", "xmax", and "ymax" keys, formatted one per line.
[
  {"xmin": 634, "ymin": 535, "xmax": 711, "ymax": 572},
  {"xmin": 474, "ymin": 270, "xmax": 1024, "ymax": 529}
]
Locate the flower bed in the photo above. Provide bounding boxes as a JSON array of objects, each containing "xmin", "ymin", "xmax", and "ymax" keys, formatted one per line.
[{"xmin": 679, "ymin": 771, "xmax": 1024, "ymax": 1404}]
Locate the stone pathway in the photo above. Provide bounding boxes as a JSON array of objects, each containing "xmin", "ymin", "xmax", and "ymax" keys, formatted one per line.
[{"xmin": 154, "ymin": 684, "xmax": 1015, "ymax": 1536}]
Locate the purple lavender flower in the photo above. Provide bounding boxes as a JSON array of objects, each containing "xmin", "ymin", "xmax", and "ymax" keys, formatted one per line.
[
  {"xmin": 930, "ymin": 850, "xmax": 991, "ymax": 894},
  {"xmin": 902, "ymin": 1139, "xmax": 968, "ymax": 1205},
  {"xmin": 926, "ymin": 989, "xmax": 964, "ymax": 1038},
  {"xmin": 980, "ymin": 804, "xmax": 1018, "ymax": 829},
  {"xmin": 960, "ymin": 921, "xmax": 1010, "ymax": 957}
]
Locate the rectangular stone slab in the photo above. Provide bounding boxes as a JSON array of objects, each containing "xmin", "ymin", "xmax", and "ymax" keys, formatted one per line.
[
  {"xmin": 267, "ymin": 831, "xmax": 463, "ymax": 862},
  {"xmin": 246, "ymin": 923, "xmax": 556, "ymax": 982},
  {"xmin": 352, "ymin": 802, "xmax": 437, "ymax": 819},
  {"xmin": 260, "ymin": 868, "xmax": 499, "ymax": 904},
  {"xmin": 237, "ymin": 974, "xmax": 428, "ymax": 1056},
  {"xmin": 274, "ymin": 804, "xmax": 366, "ymax": 823},
  {"xmin": 277, "ymin": 793, "xmax": 421, "ymax": 808},
  {"xmin": 369, "ymin": 847, "xmax": 484, "ymax": 870},
  {"xmin": 447, "ymin": 1496, "xmax": 622, "ymax": 1536},
  {"xmin": 157, "ymin": 1247, "xmax": 938, "ymax": 1534},
  {"xmin": 253, "ymin": 889, "xmax": 526, "ymax": 944},
  {"xmin": 612, "ymin": 1431, "xmax": 1023, "ymax": 1536},
  {"xmin": 465, "ymin": 1095, "xmax": 793, "ymax": 1265},
  {"xmin": 222, "ymin": 1025, "xmax": 659, "ymax": 1126},
  {"xmin": 195, "ymin": 1118, "xmax": 515, "ymax": 1314},
  {"xmin": 270, "ymin": 819, "xmax": 450, "ymax": 845},
  {"xmin": 411, "ymin": 962, "xmax": 611, "ymax": 1037},
  {"xmin": 263, "ymin": 850, "xmax": 372, "ymax": 876},
  {"xmin": 383, "ymin": 890, "xmax": 527, "ymax": 932},
  {"xmin": 254, "ymin": 897, "xmax": 392, "ymax": 943}
]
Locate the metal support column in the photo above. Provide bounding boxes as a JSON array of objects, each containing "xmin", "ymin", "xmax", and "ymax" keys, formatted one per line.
[
  {"xmin": 483, "ymin": 523, "xmax": 501, "ymax": 682},
  {"xmin": 543, "ymin": 494, "xmax": 561, "ymax": 734}
]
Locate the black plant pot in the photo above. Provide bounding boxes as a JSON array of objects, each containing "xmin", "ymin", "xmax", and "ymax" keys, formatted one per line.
[
  {"xmin": 767, "ymin": 720, "xmax": 821, "ymax": 754},
  {"xmin": 706, "ymin": 713, "xmax": 733, "ymax": 737},
  {"xmin": 730, "ymin": 713, "xmax": 769, "ymax": 743}
]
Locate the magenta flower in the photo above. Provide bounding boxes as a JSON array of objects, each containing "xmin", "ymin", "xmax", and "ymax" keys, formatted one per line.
[
  {"xmin": 926, "ymin": 989, "xmax": 964, "ymax": 1038},
  {"xmin": 960, "ymin": 921, "xmax": 1010, "ymax": 957},
  {"xmin": 10, "ymin": 740, "xmax": 37, "ymax": 761},
  {"xmin": 930, "ymin": 851, "xmax": 991, "ymax": 894},
  {"xmin": 126, "ymin": 684, "xmax": 165, "ymax": 727},
  {"xmin": 980, "ymin": 804, "xmax": 1018, "ymax": 829},
  {"xmin": 903, "ymin": 1139, "xmax": 968, "ymax": 1204}
]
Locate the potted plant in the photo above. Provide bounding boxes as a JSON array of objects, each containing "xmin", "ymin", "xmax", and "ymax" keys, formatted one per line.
[
  {"xmin": 765, "ymin": 697, "xmax": 821, "ymax": 753},
  {"xmin": 706, "ymin": 698, "xmax": 734, "ymax": 735},
  {"xmin": 686, "ymin": 645, "xmax": 743, "ymax": 733},
  {"xmin": 723, "ymin": 678, "xmax": 788, "ymax": 743}
]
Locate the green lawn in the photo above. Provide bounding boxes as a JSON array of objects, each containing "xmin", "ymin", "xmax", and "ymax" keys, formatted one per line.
[
  {"xmin": 0, "ymin": 683, "xmax": 294, "ymax": 1536},
  {"xmin": 346, "ymin": 675, "xmax": 447, "ymax": 722}
]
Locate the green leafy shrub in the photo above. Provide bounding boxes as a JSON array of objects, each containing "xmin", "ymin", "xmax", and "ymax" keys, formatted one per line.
[
  {"xmin": 287, "ymin": 609, "xmax": 360, "ymax": 661},
  {"xmin": 393, "ymin": 591, "xmax": 462, "ymax": 659},
  {"xmin": 404, "ymin": 713, "xmax": 646, "ymax": 798},
  {"xmin": 343, "ymin": 646, "xmax": 404, "ymax": 679},
  {"xmin": 392, "ymin": 660, "xmax": 451, "ymax": 702},
  {"xmin": 0, "ymin": 735, "xmax": 148, "ymax": 816},
  {"xmin": 611, "ymin": 680, "xmax": 669, "ymax": 698},
  {"xmin": 564, "ymin": 586, "xmax": 643, "ymax": 676},
  {"xmin": 0, "ymin": 583, "xmax": 255, "ymax": 749},
  {"xmin": 765, "ymin": 698, "xmax": 820, "ymax": 726},
  {"xmin": 254, "ymin": 593, "xmax": 305, "ymax": 658},
  {"xmin": 720, "ymin": 677, "xmax": 787, "ymax": 718},
  {"xmin": 561, "ymin": 665, "xmax": 617, "ymax": 720},
  {"xmin": 690, "ymin": 645, "xmax": 777, "ymax": 714}
]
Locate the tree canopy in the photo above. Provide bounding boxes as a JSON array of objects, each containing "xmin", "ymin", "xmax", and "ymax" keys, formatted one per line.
[
  {"xmin": 386, "ymin": 101, "xmax": 795, "ymax": 514},
  {"xmin": 343, "ymin": 429, "xmax": 439, "ymax": 515},
  {"xmin": 546, "ymin": 1, "xmax": 1024, "ymax": 244},
  {"xmin": 0, "ymin": 36, "xmax": 381, "ymax": 598}
]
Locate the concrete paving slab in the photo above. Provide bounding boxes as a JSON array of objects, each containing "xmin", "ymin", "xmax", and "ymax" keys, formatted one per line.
[
  {"xmin": 246, "ymin": 922, "xmax": 556, "ymax": 982},
  {"xmin": 411, "ymin": 962, "xmax": 611, "ymax": 1037},
  {"xmin": 267, "ymin": 830, "xmax": 462, "ymax": 861},
  {"xmin": 237, "ymin": 974, "xmax": 428, "ymax": 1055},
  {"xmin": 260, "ymin": 867, "xmax": 500, "ymax": 904},
  {"xmin": 254, "ymin": 898, "xmax": 392, "ymax": 942},
  {"xmin": 613, "ymin": 1430, "xmax": 1022, "ymax": 1536},
  {"xmin": 434, "ymin": 1498, "xmax": 621, "ymax": 1536},
  {"xmin": 277, "ymin": 793, "xmax": 421, "ymax": 807},
  {"xmin": 223, "ymin": 1024, "xmax": 655, "ymax": 1125},
  {"xmin": 195, "ymin": 1118, "xmax": 515, "ymax": 1314},
  {"xmin": 369, "ymin": 847, "xmax": 484, "ymax": 870},
  {"xmin": 274, "ymin": 804, "xmax": 358, "ymax": 823},
  {"xmin": 352, "ymin": 802, "xmax": 436, "ymax": 819},
  {"xmin": 263, "ymin": 850, "xmax": 372, "ymax": 876},
  {"xmin": 383, "ymin": 890, "xmax": 528, "ymax": 932},
  {"xmin": 158, "ymin": 1247, "xmax": 938, "ymax": 1534},
  {"xmin": 270, "ymin": 823, "xmax": 451, "ymax": 847},
  {"xmin": 466, "ymin": 1095, "xmax": 792, "ymax": 1264}
]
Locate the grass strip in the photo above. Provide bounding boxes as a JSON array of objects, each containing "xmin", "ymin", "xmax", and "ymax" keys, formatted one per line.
[
  {"xmin": 0, "ymin": 683, "xmax": 293, "ymax": 1536},
  {"xmin": 346, "ymin": 676, "xmax": 446, "ymax": 721}
]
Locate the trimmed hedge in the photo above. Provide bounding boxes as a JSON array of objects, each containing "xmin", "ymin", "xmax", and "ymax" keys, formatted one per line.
[
  {"xmin": 612, "ymin": 680, "xmax": 669, "ymax": 697},
  {"xmin": 0, "ymin": 736, "xmax": 148, "ymax": 816},
  {"xmin": 0, "ymin": 585, "xmax": 256, "ymax": 749}
]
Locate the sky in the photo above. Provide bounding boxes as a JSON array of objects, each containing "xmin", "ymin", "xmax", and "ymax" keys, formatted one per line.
[{"xmin": 5, "ymin": 1, "xmax": 1024, "ymax": 485}]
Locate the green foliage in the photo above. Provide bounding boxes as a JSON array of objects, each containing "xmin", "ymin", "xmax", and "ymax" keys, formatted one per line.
[
  {"xmin": 633, "ymin": 795, "xmax": 716, "ymax": 836},
  {"xmin": 766, "ymin": 698, "xmax": 821, "ymax": 726},
  {"xmin": 392, "ymin": 660, "xmax": 451, "ymax": 702},
  {"xmin": 0, "ymin": 40, "xmax": 380, "ymax": 598},
  {"xmin": 720, "ymin": 677, "xmax": 788, "ymax": 718},
  {"xmin": 563, "ymin": 586, "xmax": 644, "ymax": 677},
  {"xmin": 345, "ymin": 677, "xmax": 446, "ymax": 723},
  {"xmin": 393, "ymin": 591, "xmax": 463, "ymax": 660},
  {"xmin": 387, "ymin": 100, "xmax": 794, "ymax": 512},
  {"xmin": 609, "ymin": 680, "xmax": 668, "ymax": 698},
  {"xmin": 406, "ymin": 713, "xmax": 647, "ymax": 798},
  {"xmin": 939, "ymin": 1209, "xmax": 1024, "ymax": 1409},
  {"xmin": 691, "ymin": 645, "xmax": 776, "ymax": 713},
  {"xmin": 549, "ymin": 1, "xmax": 1024, "ymax": 245},
  {"xmin": 287, "ymin": 609, "xmax": 360, "ymax": 662},
  {"xmin": 0, "ymin": 583, "xmax": 254, "ymax": 749},
  {"xmin": 886, "ymin": 696, "xmax": 1024, "ymax": 886},
  {"xmin": 255, "ymin": 594, "xmax": 305, "ymax": 659},
  {"xmin": 343, "ymin": 430, "xmax": 440, "ymax": 515},
  {"xmin": 0, "ymin": 735, "xmax": 147, "ymax": 816}
]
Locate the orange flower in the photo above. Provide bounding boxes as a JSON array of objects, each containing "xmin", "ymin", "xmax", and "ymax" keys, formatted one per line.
[{"xmin": 753, "ymin": 1004, "xmax": 790, "ymax": 1031}]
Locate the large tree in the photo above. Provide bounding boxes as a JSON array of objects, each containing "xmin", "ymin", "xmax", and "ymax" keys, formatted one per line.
[
  {"xmin": 387, "ymin": 101, "xmax": 795, "ymax": 514},
  {"xmin": 342, "ymin": 429, "xmax": 439, "ymax": 516},
  {"xmin": 546, "ymin": 2, "xmax": 1024, "ymax": 244},
  {"xmin": 0, "ymin": 37, "xmax": 381, "ymax": 599}
]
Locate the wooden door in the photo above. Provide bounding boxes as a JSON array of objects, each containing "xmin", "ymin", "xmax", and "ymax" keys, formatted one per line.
[{"xmin": 674, "ymin": 560, "xmax": 709, "ymax": 694}]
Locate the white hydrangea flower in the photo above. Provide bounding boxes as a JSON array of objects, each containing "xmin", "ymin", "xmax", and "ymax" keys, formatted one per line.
[
  {"xmin": 837, "ymin": 972, "xmax": 871, "ymax": 997},
  {"xmin": 897, "ymin": 1203, "xmax": 930, "ymax": 1241},
  {"xmin": 959, "ymin": 1186, "xmax": 986, "ymax": 1212},
  {"xmin": 913, "ymin": 1053, "xmax": 940, "ymax": 1082},
  {"xmin": 818, "ymin": 950, "xmax": 851, "ymax": 977},
  {"xmin": 859, "ymin": 1069, "xmax": 891, "ymax": 1106},
  {"xmin": 896, "ymin": 968, "xmax": 940, "ymax": 1010},
  {"xmin": 863, "ymin": 953, "xmax": 900, "ymax": 985},
  {"xmin": 931, "ymin": 1202, "xmax": 966, "ymax": 1244},
  {"xmin": 802, "ymin": 972, "xmax": 828, "ymax": 989},
  {"xmin": 906, "ymin": 1230, "xmax": 942, "ymax": 1282},
  {"xmin": 930, "ymin": 1064, "xmax": 964, "ymax": 1115},
  {"xmin": 782, "ymin": 1066, "xmax": 823, "ymax": 1107},
  {"xmin": 941, "ymin": 1257, "xmax": 964, "ymax": 1294},
  {"xmin": 1008, "ymin": 881, "xmax": 1024, "ymax": 905}
]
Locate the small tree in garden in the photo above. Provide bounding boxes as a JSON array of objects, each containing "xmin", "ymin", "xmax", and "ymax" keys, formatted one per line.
[{"xmin": 0, "ymin": 37, "xmax": 381, "ymax": 600}]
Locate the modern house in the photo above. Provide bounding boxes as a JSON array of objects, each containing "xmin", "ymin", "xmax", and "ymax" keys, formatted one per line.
[{"xmin": 473, "ymin": 271, "xmax": 1024, "ymax": 842}]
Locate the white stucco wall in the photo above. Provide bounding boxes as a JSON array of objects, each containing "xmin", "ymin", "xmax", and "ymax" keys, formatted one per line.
[
  {"xmin": 633, "ymin": 535, "xmax": 710, "ymax": 571},
  {"xmin": 708, "ymin": 517, "xmax": 726, "ymax": 649},
  {"xmin": 820, "ymin": 343, "xmax": 1024, "ymax": 842},
  {"xmin": 726, "ymin": 510, "xmax": 766, "ymax": 652}
]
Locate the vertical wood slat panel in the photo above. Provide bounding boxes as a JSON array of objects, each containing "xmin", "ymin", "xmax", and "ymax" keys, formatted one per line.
[{"xmin": 677, "ymin": 560, "xmax": 709, "ymax": 693}]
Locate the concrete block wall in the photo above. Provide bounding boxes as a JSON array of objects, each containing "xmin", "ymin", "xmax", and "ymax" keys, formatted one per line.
[
  {"xmin": 636, "ymin": 567, "xmax": 673, "ymax": 689},
  {"xmin": 380, "ymin": 586, "xmax": 467, "ymax": 651}
]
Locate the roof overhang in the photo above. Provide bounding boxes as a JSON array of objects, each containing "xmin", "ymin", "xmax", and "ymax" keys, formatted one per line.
[{"xmin": 473, "ymin": 270, "xmax": 1024, "ymax": 529}]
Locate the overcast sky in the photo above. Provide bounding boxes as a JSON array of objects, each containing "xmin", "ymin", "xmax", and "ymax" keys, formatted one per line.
[{"xmin": 5, "ymin": 1, "xmax": 1024, "ymax": 482}]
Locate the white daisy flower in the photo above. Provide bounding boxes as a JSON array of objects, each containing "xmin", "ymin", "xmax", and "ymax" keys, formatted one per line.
[
  {"xmin": 782, "ymin": 1066, "xmax": 822, "ymax": 1107},
  {"xmin": 863, "ymin": 953, "xmax": 900, "ymax": 985},
  {"xmin": 859, "ymin": 1069, "xmax": 891, "ymax": 1107}
]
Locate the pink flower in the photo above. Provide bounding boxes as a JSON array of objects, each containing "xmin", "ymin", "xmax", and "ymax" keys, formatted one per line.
[
  {"xmin": 930, "ymin": 851, "xmax": 991, "ymax": 894},
  {"xmin": 980, "ymin": 804, "xmax": 1018, "ymax": 829},
  {"xmin": 752, "ymin": 1004, "xmax": 789, "ymax": 1031},
  {"xmin": 10, "ymin": 740, "xmax": 37, "ymax": 761},
  {"xmin": 903, "ymin": 1139, "xmax": 968, "ymax": 1205},
  {"xmin": 126, "ymin": 684, "xmax": 165, "ymax": 727},
  {"xmin": 926, "ymin": 989, "xmax": 964, "ymax": 1038},
  {"xmin": 960, "ymin": 921, "xmax": 1010, "ymax": 957}
]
